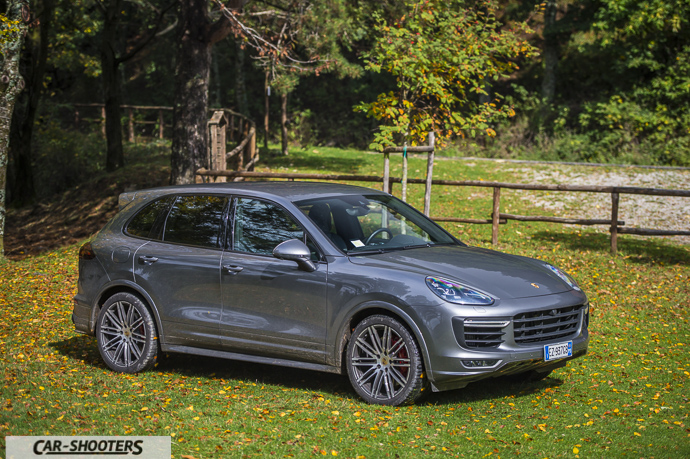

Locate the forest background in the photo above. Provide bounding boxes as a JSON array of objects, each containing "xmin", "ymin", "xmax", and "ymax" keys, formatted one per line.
[{"xmin": 2, "ymin": 0, "xmax": 690, "ymax": 210}]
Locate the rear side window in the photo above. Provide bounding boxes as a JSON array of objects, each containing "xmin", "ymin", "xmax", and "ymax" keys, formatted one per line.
[
  {"xmin": 163, "ymin": 195, "xmax": 228, "ymax": 248},
  {"xmin": 233, "ymin": 198, "xmax": 304, "ymax": 255},
  {"xmin": 126, "ymin": 196, "xmax": 174, "ymax": 239}
]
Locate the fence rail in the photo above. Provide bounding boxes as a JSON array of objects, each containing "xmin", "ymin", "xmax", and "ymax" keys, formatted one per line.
[{"xmin": 194, "ymin": 170, "xmax": 689, "ymax": 255}]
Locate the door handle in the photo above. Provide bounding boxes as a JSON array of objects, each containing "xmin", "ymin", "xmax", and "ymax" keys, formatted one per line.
[
  {"xmin": 138, "ymin": 255, "xmax": 159, "ymax": 265},
  {"xmin": 223, "ymin": 264, "xmax": 244, "ymax": 275}
]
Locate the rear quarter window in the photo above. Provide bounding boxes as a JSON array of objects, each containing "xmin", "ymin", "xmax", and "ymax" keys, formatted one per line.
[{"xmin": 125, "ymin": 196, "xmax": 175, "ymax": 239}]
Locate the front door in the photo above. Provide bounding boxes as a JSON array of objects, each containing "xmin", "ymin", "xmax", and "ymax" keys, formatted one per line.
[{"xmin": 220, "ymin": 197, "xmax": 328, "ymax": 364}]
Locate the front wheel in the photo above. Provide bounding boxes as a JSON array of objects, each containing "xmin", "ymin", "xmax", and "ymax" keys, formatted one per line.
[
  {"xmin": 346, "ymin": 315, "xmax": 427, "ymax": 405},
  {"xmin": 96, "ymin": 292, "xmax": 158, "ymax": 373}
]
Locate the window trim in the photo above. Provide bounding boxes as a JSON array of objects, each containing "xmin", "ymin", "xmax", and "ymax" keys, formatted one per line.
[
  {"xmin": 160, "ymin": 194, "xmax": 232, "ymax": 250},
  {"xmin": 125, "ymin": 193, "xmax": 232, "ymax": 251}
]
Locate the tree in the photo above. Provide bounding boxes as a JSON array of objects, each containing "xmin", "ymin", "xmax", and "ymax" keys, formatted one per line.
[
  {"xmin": 169, "ymin": 0, "xmax": 236, "ymax": 185},
  {"xmin": 356, "ymin": 0, "xmax": 536, "ymax": 151},
  {"xmin": 97, "ymin": 0, "xmax": 174, "ymax": 172},
  {"xmin": 577, "ymin": 0, "xmax": 690, "ymax": 164},
  {"xmin": 8, "ymin": 0, "xmax": 54, "ymax": 205},
  {"xmin": 170, "ymin": 0, "xmax": 356, "ymax": 183},
  {"xmin": 0, "ymin": 0, "xmax": 28, "ymax": 257},
  {"xmin": 246, "ymin": 0, "xmax": 359, "ymax": 155}
]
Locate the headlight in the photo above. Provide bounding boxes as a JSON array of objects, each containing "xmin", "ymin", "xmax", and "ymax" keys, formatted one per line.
[
  {"xmin": 425, "ymin": 277, "xmax": 495, "ymax": 305},
  {"xmin": 544, "ymin": 263, "xmax": 581, "ymax": 291}
]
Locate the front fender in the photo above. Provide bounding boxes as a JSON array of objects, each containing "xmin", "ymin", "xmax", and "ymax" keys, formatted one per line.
[{"xmin": 333, "ymin": 300, "xmax": 436, "ymax": 383}]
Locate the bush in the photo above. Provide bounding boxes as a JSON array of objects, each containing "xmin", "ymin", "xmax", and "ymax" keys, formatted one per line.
[{"xmin": 33, "ymin": 120, "xmax": 105, "ymax": 198}]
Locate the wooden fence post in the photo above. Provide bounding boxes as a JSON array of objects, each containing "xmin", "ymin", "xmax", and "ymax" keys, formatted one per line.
[
  {"xmin": 128, "ymin": 108, "xmax": 135, "ymax": 143},
  {"xmin": 208, "ymin": 111, "xmax": 228, "ymax": 182},
  {"xmin": 611, "ymin": 191, "xmax": 619, "ymax": 255},
  {"xmin": 101, "ymin": 106, "xmax": 106, "ymax": 138},
  {"xmin": 423, "ymin": 132, "xmax": 435, "ymax": 216},
  {"xmin": 401, "ymin": 142, "xmax": 408, "ymax": 202},
  {"xmin": 492, "ymin": 187, "xmax": 501, "ymax": 245},
  {"xmin": 159, "ymin": 110, "xmax": 165, "ymax": 139},
  {"xmin": 248, "ymin": 125, "xmax": 257, "ymax": 171},
  {"xmin": 383, "ymin": 152, "xmax": 390, "ymax": 194}
]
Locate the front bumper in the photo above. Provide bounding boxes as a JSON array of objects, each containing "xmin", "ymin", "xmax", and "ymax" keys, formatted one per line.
[
  {"xmin": 428, "ymin": 338, "xmax": 588, "ymax": 391},
  {"xmin": 419, "ymin": 290, "xmax": 590, "ymax": 392}
]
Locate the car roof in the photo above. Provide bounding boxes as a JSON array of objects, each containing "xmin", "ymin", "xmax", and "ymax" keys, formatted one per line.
[{"xmin": 120, "ymin": 181, "xmax": 387, "ymax": 209}]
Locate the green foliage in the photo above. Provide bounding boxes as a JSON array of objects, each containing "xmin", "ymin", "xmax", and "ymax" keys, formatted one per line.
[
  {"xmin": 49, "ymin": 0, "xmax": 101, "ymax": 78},
  {"xmin": 0, "ymin": 12, "xmax": 20, "ymax": 48},
  {"xmin": 249, "ymin": 0, "xmax": 361, "ymax": 95},
  {"xmin": 575, "ymin": 0, "xmax": 690, "ymax": 164},
  {"xmin": 32, "ymin": 118, "xmax": 105, "ymax": 197},
  {"xmin": 355, "ymin": 0, "xmax": 536, "ymax": 151}
]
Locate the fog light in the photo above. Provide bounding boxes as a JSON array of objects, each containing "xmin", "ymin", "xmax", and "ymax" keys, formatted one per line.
[{"xmin": 462, "ymin": 359, "xmax": 499, "ymax": 368}]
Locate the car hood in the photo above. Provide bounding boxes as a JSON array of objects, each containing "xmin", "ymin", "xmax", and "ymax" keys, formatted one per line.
[{"xmin": 347, "ymin": 245, "xmax": 574, "ymax": 300}]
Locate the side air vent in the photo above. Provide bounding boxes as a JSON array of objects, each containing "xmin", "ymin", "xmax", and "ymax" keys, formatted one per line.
[{"xmin": 453, "ymin": 317, "xmax": 509, "ymax": 349}]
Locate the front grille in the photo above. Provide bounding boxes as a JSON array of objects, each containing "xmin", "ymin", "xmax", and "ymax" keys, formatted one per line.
[
  {"xmin": 513, "ymin": 304, "xmax": 584, "ymax": 344},
  {"xmin": 453, "ymin": 317, "xmax": 509, "ymax": 349}
]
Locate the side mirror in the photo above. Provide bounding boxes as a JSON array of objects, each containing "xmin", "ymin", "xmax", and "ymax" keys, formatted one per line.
[{"xmin": 273, "ymin": 239, "xmax": 317, "ymax": 272}]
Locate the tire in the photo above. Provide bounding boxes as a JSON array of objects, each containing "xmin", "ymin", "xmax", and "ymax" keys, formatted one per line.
[
  {"xmin": 346, "ymin": 315, "xmax": 427, "ymax": 406},
  {"xmin": 96, "ymin": 292, "xmax": 158, "ymax": 373}
]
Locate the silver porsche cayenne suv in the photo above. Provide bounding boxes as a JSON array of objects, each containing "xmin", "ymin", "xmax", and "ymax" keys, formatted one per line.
[{"xmin": 73, "ymin": 182, "xmax": 589, "ymax": 405}]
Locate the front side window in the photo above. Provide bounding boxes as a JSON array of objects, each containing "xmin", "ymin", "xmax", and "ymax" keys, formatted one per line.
[
  {"xmin": 163, "ymin": 195, "xmax": 228, "ymax": 248},
  {"xmin": 233, "ymin": 198, "xmax": 304, "ymax": 255}
]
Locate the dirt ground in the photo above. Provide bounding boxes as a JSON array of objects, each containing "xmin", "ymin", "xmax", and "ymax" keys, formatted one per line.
[
  {"xmin": 4, "ymin": 167, "xmax": 168, "ymax": 260},
  {"xmin": 512, "ymin": 165, "xmax": 690, "ymax": 245}
]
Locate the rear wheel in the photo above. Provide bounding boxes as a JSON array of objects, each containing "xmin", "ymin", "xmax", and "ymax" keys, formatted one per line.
[
  {"xmin": 346, "ymin": 315, "xmax": 427, "ymax": 406},
  {"xmin": 96, "ymin": 292, "xmax": 158, "ymax": 373}
]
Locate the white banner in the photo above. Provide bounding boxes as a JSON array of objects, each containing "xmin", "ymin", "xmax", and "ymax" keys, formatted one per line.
[{"xmin": 5, "ymin": 436, "xmax": 171, "ymax": 459}]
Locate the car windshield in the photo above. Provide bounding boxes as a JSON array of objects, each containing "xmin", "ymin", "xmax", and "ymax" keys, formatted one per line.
[{"xmin": 296, "ymin": 194, "xmax": 460, "ymax": 254}]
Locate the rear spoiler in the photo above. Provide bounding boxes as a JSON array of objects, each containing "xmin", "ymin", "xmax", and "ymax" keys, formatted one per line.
[{"xmin": 118, "ymin": 191, "xmax": 138, "ymax": 211}]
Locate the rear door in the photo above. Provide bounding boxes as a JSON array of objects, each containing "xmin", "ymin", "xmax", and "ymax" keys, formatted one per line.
[{"xmin": 134, "ymin": 194, "xmax": 229, "ymax": 349}]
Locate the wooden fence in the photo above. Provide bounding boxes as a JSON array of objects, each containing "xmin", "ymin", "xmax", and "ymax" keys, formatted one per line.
[
  {"xmin": 194, "ymin": 169, "xmax": 690, "ymax": 255},
  {"xmin": 73, "ymin": 103, "xmax": 258, "ymax": 179},
  {"xmin": 73, "ymin": 103, "xmax": 173, "ymax": 140},
  {"xmin": 72, "ymin": 104, "xmax": 255, "ymax": 147}
]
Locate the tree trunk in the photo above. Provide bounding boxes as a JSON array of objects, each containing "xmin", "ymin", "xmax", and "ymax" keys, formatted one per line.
[
  {"xmin": 541, "ymin": 0, "xmax": 558, "ymax": 105},
  {"xmin": 234, "ymin": 40, "xmax": 248, "ymax": 116},
  {"xmin": 281, "ymin": 92, "xmax": 288, "ymax": 155},
  {"xmin": 101, "ymin": 0, "xmax": 125, "ymax": 172},
  {"xmin": 264, "ymin": 70, "xmax": 269, "ymax": 149},
  {"xmin": 1, "ymin": 0, "xmax": 29, "ymax": 257},
  {"xmin": 170, "ymin": 0, "xmax": 213, "ymax": 185},
  {"xmin": 8, "ymin": 0, "xmax": 53, "ymax": 206}
]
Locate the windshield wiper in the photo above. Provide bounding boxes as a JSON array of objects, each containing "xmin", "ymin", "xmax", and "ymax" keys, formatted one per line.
[
  {"xmin": 402, "ymin": 243, "xmax": 432, "ymax": 250},
  {"xmin": 348, "ymin": 248, "xmax": 386, "ymax": 255}
]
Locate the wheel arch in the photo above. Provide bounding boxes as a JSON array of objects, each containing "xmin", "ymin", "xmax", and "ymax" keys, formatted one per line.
[
  {"xmin": 334, "ymin": 301, "xmax": 434, "ymax": 380},
  {"xmin": 91, "ymin": 281, "xmax": 164, "ymax": 339}
]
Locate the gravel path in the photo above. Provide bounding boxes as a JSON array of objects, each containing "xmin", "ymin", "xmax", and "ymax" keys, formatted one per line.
[{"xmin": 511, "ymin": 165, "xmax": 690, "ymax": 245}]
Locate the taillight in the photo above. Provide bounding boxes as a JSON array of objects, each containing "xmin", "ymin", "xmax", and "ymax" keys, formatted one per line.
[{"xmin": 79, "ymin": 242, "xmax": 96, "ymax": 260}]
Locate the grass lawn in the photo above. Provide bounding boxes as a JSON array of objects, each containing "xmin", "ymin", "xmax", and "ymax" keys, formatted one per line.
[{"xmin": 1, "ymin": 145, "xmax": 688, "ymax": 458}]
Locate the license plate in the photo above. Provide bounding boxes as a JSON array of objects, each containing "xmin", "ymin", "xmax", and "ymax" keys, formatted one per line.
[{"xmin": 544, "ymin": 341, "xmax": 573, "ymax": 362}]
